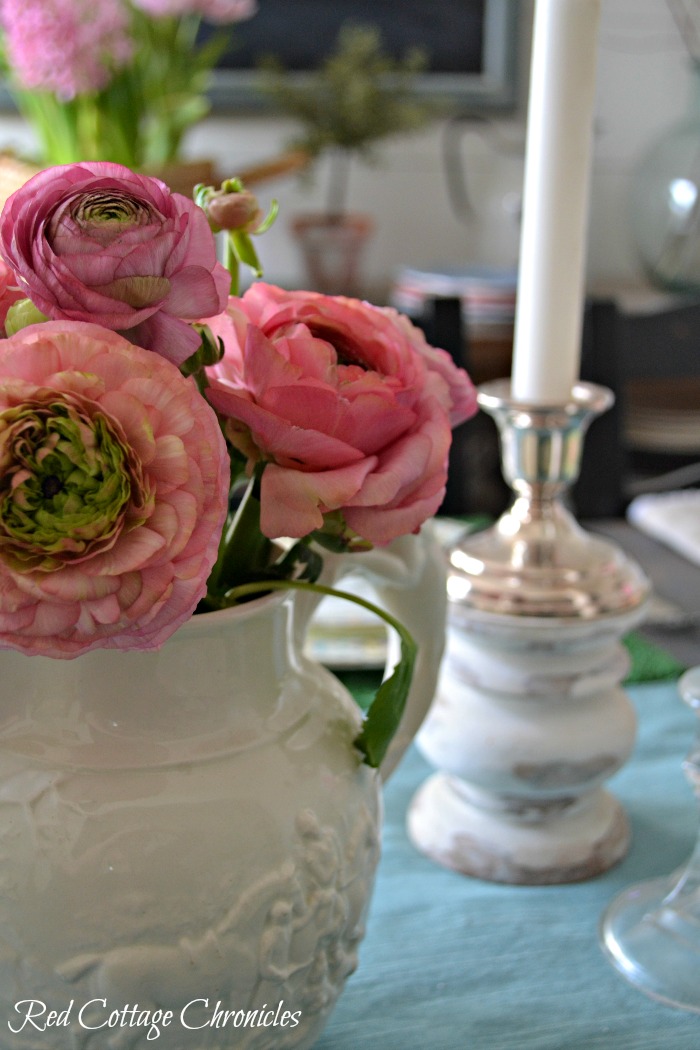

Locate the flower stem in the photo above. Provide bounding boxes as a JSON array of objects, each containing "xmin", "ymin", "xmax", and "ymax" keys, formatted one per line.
[
  {"xmin": 224, "ymin": 235, "xmax": 240, "ymax": 295},
  {"xmin": 206, "ymin": 466, "xmax": 272, "ymax": 597}
]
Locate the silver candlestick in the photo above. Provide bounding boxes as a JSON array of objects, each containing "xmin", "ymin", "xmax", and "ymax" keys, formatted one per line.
[{"xmin": 408, "ymin": 379, "xmax": 651, "ymax": 884}]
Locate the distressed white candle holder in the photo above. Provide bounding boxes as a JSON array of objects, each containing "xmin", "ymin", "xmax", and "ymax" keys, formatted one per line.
[{"xmin": 407, "ymin": 380, "xmax": 651, "ymax": 885}]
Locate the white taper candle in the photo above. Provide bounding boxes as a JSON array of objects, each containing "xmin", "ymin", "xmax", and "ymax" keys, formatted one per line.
[{"xmin": 510, "ymin": 0, "xmax": 601, "ymax": 404}]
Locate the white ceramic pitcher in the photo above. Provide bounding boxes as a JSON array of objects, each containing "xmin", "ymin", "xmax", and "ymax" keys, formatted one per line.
[{"xmin": 0, "ymin": 530, "xmax": 446, "ymax": 1049}]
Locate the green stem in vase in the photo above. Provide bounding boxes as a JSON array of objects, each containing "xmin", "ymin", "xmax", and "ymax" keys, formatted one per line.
[
  {"xmin": 15, "ymin": 90, "xmax": 77, "ymax": 164},
  {"xmin": 76, "ymin": 95, "xmax": 100, "ymax": 161},
  {"xmin": 205, "ymin": 464, "xmax": 273, "ymax": 599}
]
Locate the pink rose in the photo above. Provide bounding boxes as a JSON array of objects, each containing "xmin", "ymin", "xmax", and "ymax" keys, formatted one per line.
[
  {"xmin": 204, "ymin": 283, "xmax": 477, "ymax": 546},
  {"xmin": 0, "ymin": 258, "xmax": 24, "ymax": 333},
  {"xmin": 0, "ymin": 162, "xmax": 230, "ymax": 366},
  {"xmin": 0, "ymin": 321, "xmax": 229, "ymax": 658}
]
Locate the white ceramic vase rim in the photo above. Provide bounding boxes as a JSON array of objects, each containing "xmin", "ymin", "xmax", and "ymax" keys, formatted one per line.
[{"xmin": 173, "ymin": 587, "xmax": 290, "ymax": 638}]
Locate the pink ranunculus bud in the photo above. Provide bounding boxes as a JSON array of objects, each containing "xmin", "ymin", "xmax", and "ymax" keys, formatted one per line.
[
  {"xmin": 0, "ymin": 162, "xmax": 230, "ymax": 366},
  {"xmin": 205, "ymin": 190, "xmax": 263, "ymax": 232},
  {"xmin": 203, "ymin": 283, "xmax": 477, "ymax": 548},
  {"xmin": 0, "ymin": 321, "xmax": 229, "ymax": 658}
]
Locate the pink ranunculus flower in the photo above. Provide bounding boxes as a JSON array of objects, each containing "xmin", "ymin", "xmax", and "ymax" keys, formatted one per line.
[
  {"xmin": 0, "ymin": 321, "xmax": 229, "ymax": 658},
  {"xmin": 0, "ymin": 259, "xmax": 24, "ymax": 333},
  {"xmin": 204, "ymin": 283, "xmax": 477, "ymax": 547},
  {"xmin": 0, "ymin": 163, "xmax": 230, "ymax": 367}
]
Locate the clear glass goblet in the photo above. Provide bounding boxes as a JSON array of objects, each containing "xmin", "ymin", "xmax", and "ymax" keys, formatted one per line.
[{"xmin": 599, "ymin": 666, "xmax": 700, "ymax": 1011}]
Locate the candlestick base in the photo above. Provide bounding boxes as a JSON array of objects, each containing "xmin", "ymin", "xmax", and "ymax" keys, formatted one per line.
[{"xmin": 408, "ymin": 380, "xmax": 651, "ymax": 884}]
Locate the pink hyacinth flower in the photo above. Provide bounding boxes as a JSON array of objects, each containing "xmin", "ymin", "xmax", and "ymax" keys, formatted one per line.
[
  {"xmin": 131, "ymin": 0, "xmax": 257, "ymax": 23},
  {"xmin": 1, "ymin": 0, "xmax": 133, "ymax": 100}
]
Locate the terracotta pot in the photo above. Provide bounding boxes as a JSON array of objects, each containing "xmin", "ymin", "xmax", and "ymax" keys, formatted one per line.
[{"xmin": 290, "ymin": 213, "xmax": 375, "ymax": 297}]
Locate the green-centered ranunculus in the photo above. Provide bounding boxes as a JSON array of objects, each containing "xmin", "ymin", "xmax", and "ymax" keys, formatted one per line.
[
  {"xmin": 0, "ymin": 394, "xmax": 147, "ymax": 573},
  {"xmin": 0, "ymin": 321, "xmax": 229, "ymax": 658}
]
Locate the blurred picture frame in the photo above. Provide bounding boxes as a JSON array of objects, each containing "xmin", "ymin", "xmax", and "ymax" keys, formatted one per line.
[{"xmin": 207, "ymin": 0, "xmax": 520, "ymax": 113}]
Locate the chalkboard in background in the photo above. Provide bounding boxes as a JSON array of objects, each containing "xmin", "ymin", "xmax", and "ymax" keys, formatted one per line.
[
  {"xmin": 221, "ymin": 0, "xmax": 482, "ymax": 72},
  {"xmin": 203, "ymin": 0, "xmax": 519, "ymax": 113}
]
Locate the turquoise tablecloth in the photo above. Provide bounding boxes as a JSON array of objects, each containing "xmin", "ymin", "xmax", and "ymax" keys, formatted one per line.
[{"xmin": 317, "ymin": 680, "xmax": 700, "ymax": 1050}]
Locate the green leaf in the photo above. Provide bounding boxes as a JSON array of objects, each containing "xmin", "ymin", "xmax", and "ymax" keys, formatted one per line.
[
  {"xmin": 254, "ymin": 198, "xmax": 280, "ymax": 234},
  {"xmin": 353, "ymin": 623, "xmax": 416, "ymax": 768}
]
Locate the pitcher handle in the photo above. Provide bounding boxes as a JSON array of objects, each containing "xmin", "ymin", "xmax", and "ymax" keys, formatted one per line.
[
  {"xmin": 295, "ymin": 528, "xmax": 446, "ymax": 781},
  {"xmin": 349, "ymin": 529, "xmax": 447, "ymax": 780}
]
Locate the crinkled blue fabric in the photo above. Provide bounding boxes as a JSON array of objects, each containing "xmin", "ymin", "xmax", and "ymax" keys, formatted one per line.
[{"xmin": 318, "ymin": 681, "xmax": 700, "ymax": 1050}]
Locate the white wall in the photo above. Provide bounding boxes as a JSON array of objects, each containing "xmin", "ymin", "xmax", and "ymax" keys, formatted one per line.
[{"xmin": 0, "ymin": 0, "xmax": 693, "ymax": 299}]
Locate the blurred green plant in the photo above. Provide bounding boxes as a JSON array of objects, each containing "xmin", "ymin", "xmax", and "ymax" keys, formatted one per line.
[
  {"xmin": 0, "ymin": 0, "xmax": 254, "ymax": 171},
  {"xmin": 260, "ymin": 23, "xmax": 436, "ymax": 216}
]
